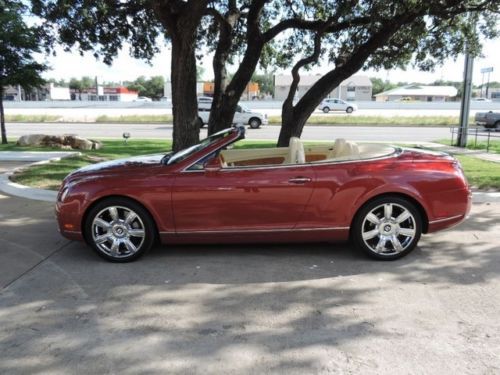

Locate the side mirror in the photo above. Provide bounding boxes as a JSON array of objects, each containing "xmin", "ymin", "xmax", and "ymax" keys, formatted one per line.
[{"xmin": 204, "ymin": 157, "xmax": 222, "ymax": 172}]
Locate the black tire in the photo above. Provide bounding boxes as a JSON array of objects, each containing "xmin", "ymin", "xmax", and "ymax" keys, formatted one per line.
[
  {"xmin": 322, "ymin": 107, "xmax": 330, "ymax": 113},
  {"xmin": 495, "ymin": 121, "xmax": 500, "ymax": 132},
  {"xmin": 198, "ymin": 117, "xmax": 205, "ymax": 128},
  {"xmin": 351, "ymin": 196, "xmax": 422, "ymax": 260},
  {"xmin": 346, "ymin": 107, "xmax": 354, "ymax": 113},
  {"xmin": 84, "ymin": 197, "xmax": 156, "ymax": 262},
  {"xmin": 249, "ymin": 118, "xmax": 261, "ymax": 129}
]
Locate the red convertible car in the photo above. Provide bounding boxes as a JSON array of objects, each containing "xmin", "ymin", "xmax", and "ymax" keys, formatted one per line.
[{"xmin": 56, "ymin": 127, "xmax": 471, "ymax": 262}]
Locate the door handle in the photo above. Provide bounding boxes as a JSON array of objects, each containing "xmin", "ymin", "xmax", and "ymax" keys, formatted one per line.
[{"xmin": 288, "ymin": 177, "xmax": 312, "ymax": 184}]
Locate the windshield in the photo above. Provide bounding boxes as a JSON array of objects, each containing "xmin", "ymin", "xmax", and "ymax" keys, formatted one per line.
[{"xmin": 167, "ymin": 128, "xmax": 233, "ymax": 165}]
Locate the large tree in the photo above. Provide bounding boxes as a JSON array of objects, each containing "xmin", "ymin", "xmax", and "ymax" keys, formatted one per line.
[
  {"xmin": 31, "ymin": 1, "xmax": 498, "ymax": 150},
  {"xmin": 0, "ymin": 0, "xmax": 46, "ymax": 144}
]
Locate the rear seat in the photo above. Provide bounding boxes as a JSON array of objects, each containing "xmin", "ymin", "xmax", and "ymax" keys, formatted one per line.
[{"xmin": 327, "ymin": 139, "xmax": 359, "ymax": 159}]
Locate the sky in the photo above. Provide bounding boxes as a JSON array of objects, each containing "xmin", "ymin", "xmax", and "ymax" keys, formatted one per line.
[{"xmin": 41, "ymin": 37, "xmax": 500, "ymax": 86}]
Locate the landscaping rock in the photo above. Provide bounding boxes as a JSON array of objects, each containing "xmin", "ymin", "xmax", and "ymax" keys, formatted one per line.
[{"xmin": 16, "ymin": 134, "xmax": 103, "ymax": 150}]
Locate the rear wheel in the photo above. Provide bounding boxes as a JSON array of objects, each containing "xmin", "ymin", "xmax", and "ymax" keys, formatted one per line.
[
  {"xmin": 322, "ymin": 107, "xmax": 330, "ymax": 113},
  {"xmin": 352, "ymin": 196, "xmax": 422, "ymax": 260},
  {"xmin": 84, "ymin": 198, "xmax": 156, "ymax": 262},
  {"xmin": 198, "ymin": 117, "xmax": 205, "ymax": 128},
  {"xmin": 249, "ymin": 118, "xmax": 261, "ymax": 129},
  {"xmin": 346, "ymin": 107, "xmax": 354, "ymax": 113}
]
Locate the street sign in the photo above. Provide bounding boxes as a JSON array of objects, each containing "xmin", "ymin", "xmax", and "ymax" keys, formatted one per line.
[{"xmin": 481, "ymin": 67, "xmax": 493, "ymax": 73}]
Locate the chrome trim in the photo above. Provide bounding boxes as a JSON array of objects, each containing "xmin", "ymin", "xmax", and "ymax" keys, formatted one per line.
[
  {"xmin": 428, "ymin": 214, "xmax": 464, "ymax": 224},
  {"xmin": 160, "ymin": 226, "xmax": 349, "ymax": 235}
]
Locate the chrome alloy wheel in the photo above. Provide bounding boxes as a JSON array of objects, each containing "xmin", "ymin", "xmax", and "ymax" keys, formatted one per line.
[
  {"xmin": 91, "ymin": 206, "xmax": 146, "ymax": 258},
  {"xmin": 361, "ymin": 203, "xmax": 416, "ymax": 256}
]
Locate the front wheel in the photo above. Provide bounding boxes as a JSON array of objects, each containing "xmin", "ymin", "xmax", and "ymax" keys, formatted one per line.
[
  {"xmin": 249, "ymin": 118, "xmax": 261, "ymax": 129},
  {"xmin": 351, "ymin": 196, "xmax": 422, "ymax": 260},
  {"xmin": 84, "ymin": 198, "xmax": 156, "ymax": 262}
]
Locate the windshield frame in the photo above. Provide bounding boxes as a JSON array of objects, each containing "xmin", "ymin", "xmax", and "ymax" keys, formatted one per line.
[{"xmin": 166, "ymin": 128, "xmax": 236, "ymax": 165}]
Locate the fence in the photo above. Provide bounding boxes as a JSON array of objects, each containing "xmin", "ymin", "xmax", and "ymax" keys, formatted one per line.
[{"xmin": 450, "ymin": 127, "xmax": 500, "ymax": 152}]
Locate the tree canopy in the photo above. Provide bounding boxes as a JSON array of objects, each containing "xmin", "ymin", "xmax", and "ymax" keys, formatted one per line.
[
  {"xmin": 30, "ymin": 1, "xmax": 499, "ymax": 149},
  {"xmin": 0, "ymin": 0, "xmax": 47, "ymax": 144}
]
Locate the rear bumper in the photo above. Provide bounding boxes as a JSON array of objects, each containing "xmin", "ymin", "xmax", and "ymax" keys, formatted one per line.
[{"xmin": 427, "ymin": 188, "xmax": 472, "ymax": 233}]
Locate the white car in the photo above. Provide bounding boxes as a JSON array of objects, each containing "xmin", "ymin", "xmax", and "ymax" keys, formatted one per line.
[
  {"xmin": 134, "ymin": 96, "xmax": 152, "ymax": 102},
  {"xmin": 197, "ymin": 96, "xmax": 214, "ymax": 110},
  {"xmin": 198, "ymin": 103, "xmax": 268, "ymax": 129},
  {"xmin": 318, "ymin": 98, "xmax": 357, "ymax": 113}
]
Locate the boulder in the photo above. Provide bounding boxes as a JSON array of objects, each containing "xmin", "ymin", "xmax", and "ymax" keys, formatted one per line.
[
  {"xmin": 16, "ymin": 134, "xmax": 47, "ymax": 147},
  {"xmin": 16, "ymin": 134, "xmax": 104, "ymax": 150}
]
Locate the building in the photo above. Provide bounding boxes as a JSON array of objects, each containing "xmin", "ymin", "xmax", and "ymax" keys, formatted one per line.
[
  {"xmin": 274, "ymin": 74, "xmax": 372, "ymax": 101},
  {"xmin": 199, "ymin": 82, "xmax": 260, "ymax": 99},
  {"xmin": 74, "ymin": 87, "xmax": 138, "ymax": 101},
  {"xmin": 2, "ymin": 83, "xmax": 70, "ymax": 101},
  {"xmin": 163, "ymin": 80, "xmax": 204, "ymax": 99},
  {"xmin": 375, "ymin": 85, "xmax": 458, "ymax": 102}
]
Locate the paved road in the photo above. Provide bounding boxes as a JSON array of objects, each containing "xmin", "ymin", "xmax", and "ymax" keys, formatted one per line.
[
  {"xmin": 6, "ymin": 122, "xmax": 452, "ymax": 142},
  {"xmin": 0, "ymin": 186, "xmax": 499, "ymax": 373}
]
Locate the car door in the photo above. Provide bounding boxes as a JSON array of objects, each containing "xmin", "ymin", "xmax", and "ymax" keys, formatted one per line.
[
  {"xmin": 332, "ymin": 99, "xmax": 344, "ymax": 111},
  {"xmin": 172, "ymin": 163, "xmax": 316, "ymax": 233}
]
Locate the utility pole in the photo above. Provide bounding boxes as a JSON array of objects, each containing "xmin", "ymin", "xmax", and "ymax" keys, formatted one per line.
[{"xmin": 456, "ymin": 52, "xmax": 474, "ymax": 148}]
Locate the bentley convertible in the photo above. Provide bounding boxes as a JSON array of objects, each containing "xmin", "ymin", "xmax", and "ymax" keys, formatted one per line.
[{"xmin": 56, "ymin": 127, "xmax": 471, "ymax": 262}]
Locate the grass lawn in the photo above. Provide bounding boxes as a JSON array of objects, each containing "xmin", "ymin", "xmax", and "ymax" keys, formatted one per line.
[
  {"xmin": 455, "ymin": 155, "xmax": 500, "ymax": 190},
  {"xmin": 4, "ymin": 138, "xmax": 500, "ymax": 191}
]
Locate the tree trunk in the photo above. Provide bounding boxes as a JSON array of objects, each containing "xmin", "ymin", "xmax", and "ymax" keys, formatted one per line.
[
  {"xmin": 152, "ymin": 1, "xmax": 207, "ymax": 152},
  {"xmin": 0, "ymin": 88, "xmax": 7, "ymax": 144},
  {"xmin": 170, "ymin": 36, "xmax": 200, "ymax": 152},
  {"xmin": 209, "ymin": 41, "xmax": 264, "ymax": 134},
  {"xmin": 277, "ymin": 105, "xmax": 310, "ymax": 147}
]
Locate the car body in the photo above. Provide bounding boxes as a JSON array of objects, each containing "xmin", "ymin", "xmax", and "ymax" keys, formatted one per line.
[
  {"xmin": 198, "ymin": 103, "xmax": 268, "ymax": 129},
  {"xmin": 56, "ymin": 127, "xmax": 471, "ymax": 262},
  {"xmin": 134, "ymin": 96, "xmax": 152, "ymax": 102},
  {"xmin": 475, "ymin": 111, "xmax": 500, "ymax": 130},
  {"xmin": 317, "ymin": 98, "xmax": 358, "ymax": 113}
]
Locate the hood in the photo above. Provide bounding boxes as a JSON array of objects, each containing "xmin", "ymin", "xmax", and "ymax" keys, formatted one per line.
[{"xmin": 65, "ymin": 154, "xmax": 166, "ymax": 182}]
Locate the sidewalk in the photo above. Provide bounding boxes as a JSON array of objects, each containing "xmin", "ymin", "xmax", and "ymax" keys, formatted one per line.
[{"xmin": 425, "ymin": 143, "xmax": 500, "ymax": 164}]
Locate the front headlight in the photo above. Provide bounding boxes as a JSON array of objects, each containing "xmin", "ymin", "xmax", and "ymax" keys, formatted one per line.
[{"xmin": 59, "ymin": 186, "xmax": 70, "ymax": 202}]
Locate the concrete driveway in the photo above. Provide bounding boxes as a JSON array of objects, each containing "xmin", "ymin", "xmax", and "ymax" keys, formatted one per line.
[{"xmin": 1, "ymin": 191, "xmax": 499, "ymax": 374}]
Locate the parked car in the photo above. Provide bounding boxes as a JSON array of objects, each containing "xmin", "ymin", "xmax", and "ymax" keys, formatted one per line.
[
  {"xmin": 198, "ymin": 103, "xmax": 268, "ymax": 129},
  {"xmin": 134, "ymin": 96, "xmax": 152, "ymax": 102},
  {"xmin": 318, "ymin": 98, "xmax": 357, "ymax": 113},
  {"xmin": 197, "ymin": 96, "xmax": 213, "ymax": 110},
  {"xmin": 475, "ymin": 111, "xmax": 500, "ymax": 130},
  {"xmin": 56, "ymin": 126, "xmax": 471, "ymax": 263}
]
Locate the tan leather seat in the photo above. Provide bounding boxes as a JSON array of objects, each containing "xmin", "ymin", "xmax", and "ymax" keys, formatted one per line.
[
  {"xmin": 285, "ymin": 137, "xmax": 305, "ymax": 164},
  {"xmin": 327, "ymin": 139, "xmax": 359, "ymax": 159}
]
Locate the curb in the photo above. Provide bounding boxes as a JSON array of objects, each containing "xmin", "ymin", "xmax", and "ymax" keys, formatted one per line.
[{"xmin": 0, "ymin": 153, "xmax": 80, "ymax": 202}]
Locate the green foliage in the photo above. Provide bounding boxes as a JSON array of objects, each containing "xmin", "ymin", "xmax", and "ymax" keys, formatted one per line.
[
  {"xmin": 69, "ymin": 76, "xmax": 95, "ymax": 92},
  {"xmin": 0, "ymin": 0, "xmax": 47, "ymax": 89},
  {"xmin": 125, "ymin": 76, "xmax": 164, "ymax": 100},
  {"xmin": 0, "ymin": 0, "xmax": 48, "ymax": 143}
]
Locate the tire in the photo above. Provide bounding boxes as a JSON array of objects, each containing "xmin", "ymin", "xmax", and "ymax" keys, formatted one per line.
[
  {"xmin": 322, "ymin": 107, "xmax": 330, "ymax": 113},
  {"xmin": 346, "ymin": 107, "xmax": 354, "ymax": 113},
  {"xmin": 495, "ymin": 121, "xmax": 500, "ymax": 132},
  {"xmin": 84, "ymin": 197, "xmax": 156, "ymax": 262},
  {"xmin": 351, "ymin": 196, "xmax": 422, "ymax": 260},
  {"xmin": 249, "ymin": 118, "xmax": 261, "ymax": 129}
]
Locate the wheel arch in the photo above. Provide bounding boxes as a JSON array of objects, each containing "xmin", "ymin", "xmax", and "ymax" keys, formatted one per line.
[
  {"xmin": 81, "ymin": 195, "xmax": 160, "ymax": 244},
  {"xmin": 349, "ymin": 192, "xmax": 429, "ymax": 235}
]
